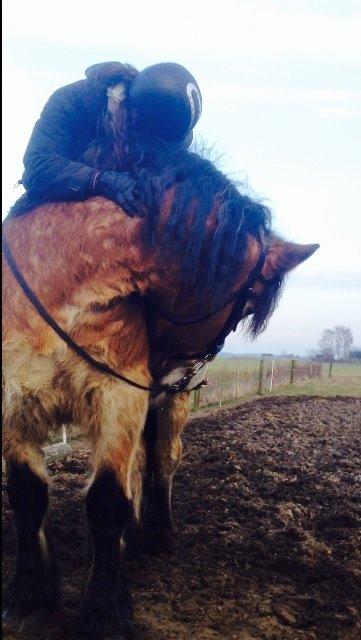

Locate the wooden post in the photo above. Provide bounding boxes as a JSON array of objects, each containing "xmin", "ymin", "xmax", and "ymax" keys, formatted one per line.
[
  {"xmin": 236, "ymin": 365, "xmax": 240, "ymax": 401},
  {"xmin": 257, "ymin": 359, "xmax": 264, "ymax": 395},
  {"xmin": 328, "ymin": 361, "xmax": 333, "ymax": 377},
  {"xmin": 193, "ymin": 388, "xmax": 200, "ymax": 411},
  {"xmin": 62, "ymin": 425, "xmax": 67, "ymax": 444},
  {"xmin": 219, "ymin": 366, "xmax": 225, "ymax": 407},
  {"xmin": 290, "ymin": 359, "xmax": 296, "ymax": 384},
  {"xmin": 269, "ymin": 359, "xmax": 275, "ymax": 392}
]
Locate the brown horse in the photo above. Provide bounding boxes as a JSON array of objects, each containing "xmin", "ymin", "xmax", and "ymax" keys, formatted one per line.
[{"xmin": 2, "ymin": 150, "xmax": 318, "ymax": 637}]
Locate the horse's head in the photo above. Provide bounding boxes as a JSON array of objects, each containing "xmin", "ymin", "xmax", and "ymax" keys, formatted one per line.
[
  {"xmin": 149, "ymin": 230, "xmax": 319, "ymax": 392},
  {"xmin": 145, "ymin": 154, "xmax": 319, "ymax": 391}
]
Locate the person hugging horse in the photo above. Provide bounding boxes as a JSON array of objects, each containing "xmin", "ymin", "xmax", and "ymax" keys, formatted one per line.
[
  {"xmin": 2, "ymin": 58, "xmax": 320, "ymax": 638},
  {"xmin": 10, "ymin": 60, "xmax": 203, "ymax": 217}
]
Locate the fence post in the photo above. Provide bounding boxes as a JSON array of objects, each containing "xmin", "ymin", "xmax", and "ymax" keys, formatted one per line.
[
  {"xmin": 219, "ymin": 366, "xmax": 225, "ymax": 407},
  {"xmin": 236, "ymin": 365, "xmax": 240, "ymax": 401},
  {"xmin": 257, "ymin": 359, "xmax": 264, "ymax": 395},
  {"xmin": 328, "ymin": 361, "xmax": 333, "ymax": 377},
  {"xmin": 269, "ymin": 359, "xmax": 275, "ymax": 392},
  {"xmin": 290, "ymin": 359, "xmax": 296, "ymax": 384},
  {"xmin": 192, "ymin": 389, "xmax": 200, "ymax": 411}
]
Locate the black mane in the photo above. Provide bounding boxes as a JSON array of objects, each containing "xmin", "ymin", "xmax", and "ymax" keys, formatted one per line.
[
  {"xmin": 135, "ymin": 150, "xmax": 284, "ymax": 337},
  {"xmin": 84, "ymin": 122, "xmax": 283, "ymax": 338}
]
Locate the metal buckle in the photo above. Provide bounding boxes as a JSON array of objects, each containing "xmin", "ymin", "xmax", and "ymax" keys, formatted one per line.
[{"xmin": 161, "ymin": 360, "xmax": 207, "ymax": 395}]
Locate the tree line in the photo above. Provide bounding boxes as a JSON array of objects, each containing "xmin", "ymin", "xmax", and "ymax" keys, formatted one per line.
[{"xmin": 318, "ymin": 325, "xmax": 354, "ymax": 361}]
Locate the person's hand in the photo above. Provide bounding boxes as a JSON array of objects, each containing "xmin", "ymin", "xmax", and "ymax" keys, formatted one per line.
[{"xmin": 94, "ymin": 170, "xmax": 145, "ymax": 217}]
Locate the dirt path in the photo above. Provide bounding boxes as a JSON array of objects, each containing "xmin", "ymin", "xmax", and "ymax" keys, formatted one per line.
[{"xmin": 3, "ymin": 396, "xmax": 361, "ymax": 639}]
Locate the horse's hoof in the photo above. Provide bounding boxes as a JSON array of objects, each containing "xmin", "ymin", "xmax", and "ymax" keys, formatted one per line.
[
  {"xmin": 2, "ymin": 609, "xmax": 9, "ymax": 622},
  {"xmin": 79, "ymin": 588, "xmax": 133, "ymax": 639},
  {"xmin": 78, "ymin": 613, "xmax": 134, "ymax": 639},
  {"xmin": 3, "ymin": 566, "xmax": 60, "ymax": 618},
  {"xmin": 19, "ymin": 608, "xmax": 53, "ymax": 633}
]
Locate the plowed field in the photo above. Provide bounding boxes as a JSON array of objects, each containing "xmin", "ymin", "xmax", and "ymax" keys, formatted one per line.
[{"xmin": 3, "ymin": 396, "xmax": 361, "ymax": 639}]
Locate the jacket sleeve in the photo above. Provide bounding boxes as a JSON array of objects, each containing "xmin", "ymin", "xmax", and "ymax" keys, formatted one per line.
[{"xmin": 21, "ymin": 83, "xmax": 97, "ymax": 202}]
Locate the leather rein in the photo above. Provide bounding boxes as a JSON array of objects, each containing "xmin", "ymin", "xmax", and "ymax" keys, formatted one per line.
[{"xmin": 2, "ymin": 234, "xmax": 266, "ymax": 397}]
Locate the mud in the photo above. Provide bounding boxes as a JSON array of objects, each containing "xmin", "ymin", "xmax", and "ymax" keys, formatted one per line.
[{"xmin": 2, "ymin": 395, "xmax": 361, "ymax": 639}]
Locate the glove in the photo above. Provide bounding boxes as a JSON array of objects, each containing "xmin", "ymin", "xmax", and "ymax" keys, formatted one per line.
[{"xmin": 91, "ymin": 170, "xmax": 145, "ymax": 217}]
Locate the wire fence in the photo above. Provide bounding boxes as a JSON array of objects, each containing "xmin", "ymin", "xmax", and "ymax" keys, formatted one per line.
[{"xmin": 191, "ymin": 359, "xmax": 322, "ymax": 410}]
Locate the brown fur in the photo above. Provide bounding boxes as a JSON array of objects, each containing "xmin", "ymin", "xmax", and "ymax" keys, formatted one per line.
[{"xmin": 2, "ymin": 194, "xmax": 318, "ymax": 632}]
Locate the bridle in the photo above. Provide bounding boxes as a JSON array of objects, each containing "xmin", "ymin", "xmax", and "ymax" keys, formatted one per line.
[
  {"xmin": 147, "ymin": 246, "xmax": 267, "ymax": 392},
  {"xmin": 2, "ymin": 234, "xmax": 266, "ymax": 397}
]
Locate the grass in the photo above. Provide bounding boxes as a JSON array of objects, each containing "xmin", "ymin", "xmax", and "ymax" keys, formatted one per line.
[
  {"xmin": 322, "ymin": 361, "xmax": 361, "ymax": 377},
  {"xmin": 193, "ymin": 357, "xmax": 361, "ymax": 410},
  {"xmin": 207, "ymin": 358, "xmax": 361, "ymax": 375},
  {"xmin": 260, "ymin": 375, "xmax": 361, "ymax": 398}
]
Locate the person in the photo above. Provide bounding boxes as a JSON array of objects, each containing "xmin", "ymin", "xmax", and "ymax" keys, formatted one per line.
[{"xmin": 10, "ymin": 61, "xmax": 202, "ymax": 216}]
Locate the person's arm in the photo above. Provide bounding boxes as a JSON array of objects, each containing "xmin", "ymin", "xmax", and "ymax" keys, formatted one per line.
[
  {"xmin": 21, "ymin": 83, "xmax": 97, "ymax": 200},
  {"xmin": 20, "ymin": 82, "xmax": 142, "ymax": 215}
]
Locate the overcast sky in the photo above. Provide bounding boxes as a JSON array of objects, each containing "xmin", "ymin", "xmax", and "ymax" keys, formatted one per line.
[{"xmin": 3, "ymin": 0, "xmax": 361, "ymax": 355}]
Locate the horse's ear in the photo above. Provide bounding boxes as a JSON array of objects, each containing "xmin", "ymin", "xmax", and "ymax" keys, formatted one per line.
[{"xmin": 262, "ymin": 239, "xmax": 319, "ymax": 279}]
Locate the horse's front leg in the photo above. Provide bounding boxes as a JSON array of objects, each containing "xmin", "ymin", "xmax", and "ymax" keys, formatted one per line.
[
  {"xmin": 3, "ymin": 431, "xmax": 60, "ymax": 619},
  {"xmin": 143, "ymin": 392, "xmax": 190, "ymax": 554},
  {"xmin": 79, "ymin": 379, "xmax": 148, "ymax": 639}
]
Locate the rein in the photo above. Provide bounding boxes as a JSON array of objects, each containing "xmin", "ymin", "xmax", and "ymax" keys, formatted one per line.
[
  {"xmin": 2, "ymin": 235, "xmax": 158, "ymax": 394},
  {"xmin": 2, "ymin": 234, "xmax": 266, "ymax": 397}
]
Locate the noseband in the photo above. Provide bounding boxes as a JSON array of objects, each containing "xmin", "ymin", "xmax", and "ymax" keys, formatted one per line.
[{"xmin": 2, "ymin": 235, "xmax": 266, "ymax": 397}]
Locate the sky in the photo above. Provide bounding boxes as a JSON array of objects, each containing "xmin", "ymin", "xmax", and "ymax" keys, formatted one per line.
[{"xmin": 3, "ymin": 0, "xmax": 361, "ymax": 355}]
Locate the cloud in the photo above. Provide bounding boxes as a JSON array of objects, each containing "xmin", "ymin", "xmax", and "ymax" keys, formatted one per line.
[
  {"xmin": 4, "ymin": 0, "xmax": 361, "ymax": 64},
  {"xmin": 290, "ymin": 271, "xmax": 361, "ymax": 290},
  {"xmin": 202, "ymin": 83, "xmax": 361, "ymax": 119}
]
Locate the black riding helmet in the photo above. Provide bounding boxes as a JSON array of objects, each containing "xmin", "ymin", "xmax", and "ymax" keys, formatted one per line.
[{"xmin": 128, "ymin": 62, "xmax": 202, "ymax": 145}]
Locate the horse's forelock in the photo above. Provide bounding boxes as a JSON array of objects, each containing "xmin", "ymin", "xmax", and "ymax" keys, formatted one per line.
[{"xmin": 244, "ymin": 273, "xmax": 285, "ymax": 338}]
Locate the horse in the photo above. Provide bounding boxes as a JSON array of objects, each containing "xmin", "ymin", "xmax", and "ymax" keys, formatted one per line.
[{"xmin": 2, "ymin": 149, "xmax": 319, "ymax": 637}]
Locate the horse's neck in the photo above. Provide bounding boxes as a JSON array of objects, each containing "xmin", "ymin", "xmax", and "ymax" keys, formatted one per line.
[{"xmin": 4, "ymin": 199, "xmax": 155, "ymax": 311}]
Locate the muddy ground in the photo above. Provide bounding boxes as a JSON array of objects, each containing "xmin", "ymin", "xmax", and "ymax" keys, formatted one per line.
[{"xmin": 2, "ymin": 395, "xmax": 361, "ymax": 640}]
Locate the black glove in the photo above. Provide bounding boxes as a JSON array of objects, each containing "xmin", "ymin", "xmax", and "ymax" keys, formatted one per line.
[{"xmin": 91, "ymin": 170, "xmax": 145, "ymax": 217}]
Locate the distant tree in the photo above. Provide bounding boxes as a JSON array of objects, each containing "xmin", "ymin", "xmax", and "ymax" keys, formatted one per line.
[
  {"xmin": 334, "ymin": 325, "xmax": 353, "ymax": 360},
  {"xmin": 318, "ymin": 329, "xmax": 335, "ymax": 360},
  {"xmin": 318, "ymin": 326, "xmax": 354, "ymax": 361},
  {"xmin": 334, "ymin": 326, "xmax": 343, "ymax": 360}
]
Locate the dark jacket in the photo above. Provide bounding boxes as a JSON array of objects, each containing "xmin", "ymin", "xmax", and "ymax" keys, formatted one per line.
[
  {"xmin": 10, "ymin": 61, "xmax": 195, "ymax": 216},
  {"xmin": 10, "ymin": 77, "xmax": 107, "ymax": 214}
]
